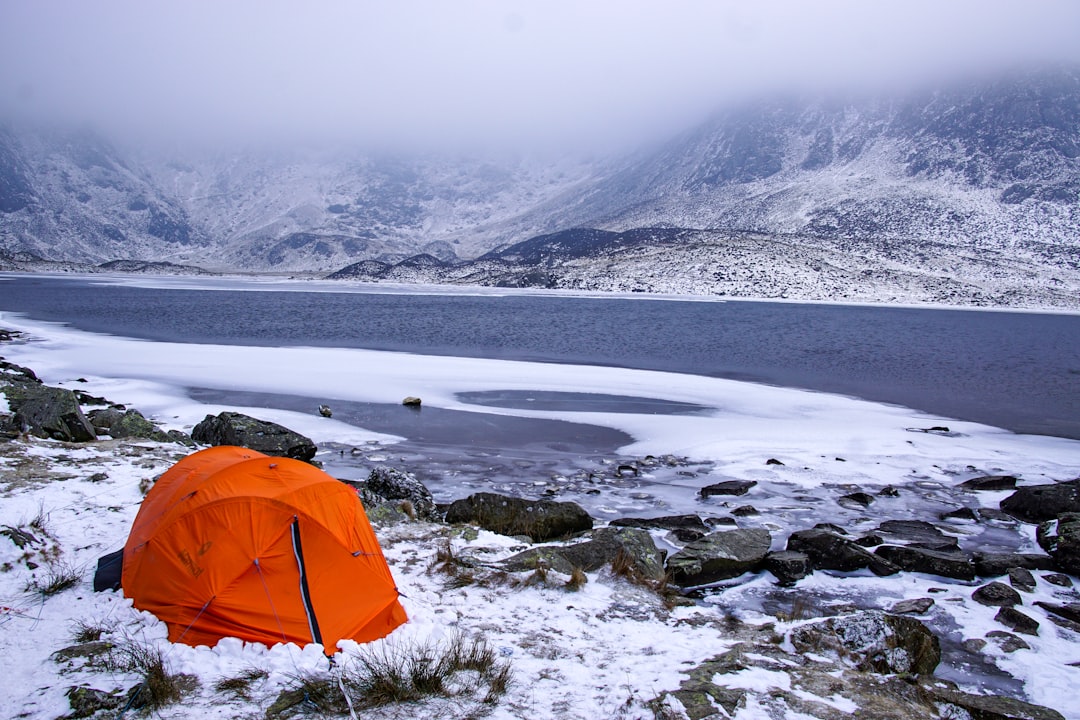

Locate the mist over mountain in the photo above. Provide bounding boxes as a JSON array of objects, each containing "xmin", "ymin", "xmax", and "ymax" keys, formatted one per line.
[{"xmin": 1, "ymin": 66, "xmax": 1079, "ymax": 307}]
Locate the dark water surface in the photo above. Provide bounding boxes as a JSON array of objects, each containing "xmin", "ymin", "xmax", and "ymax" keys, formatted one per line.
[{"xmin": 2, "ymin": 274, "xmax": 1078, "ymax": 438}]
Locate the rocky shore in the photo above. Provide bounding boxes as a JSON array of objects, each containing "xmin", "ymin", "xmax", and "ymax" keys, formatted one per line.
[{"xmin": 2, "ymin": 331, "xmax": 1077, "ymax": 719}]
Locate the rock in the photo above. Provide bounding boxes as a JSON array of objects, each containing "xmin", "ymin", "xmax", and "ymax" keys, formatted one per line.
[
  {"xmin": 1009, "ymin": 567, "xmax": 1037, "ymax": 592},
  {"xmin": 959, "ymin": 474, "xmax": 1019, "ymax": 491},
  {"xmin": 699, "ymin": 480, "xmax": 756, "ymax": 497},
  {"xmin": 610, "ymin": 514, "xmax": 707, "ymax": 532},
  {"xmin": 1000, "ymin": 478, "xmax": 1080, "ymax": 522},
  {"xmin": 2, "ymin": 384, "xmax": 96, "ymax": 442},
  {"xmin": 985, "ymin": 630, "xmax": 1031, "ymax": 653},
  {"xmin": 995, "ymin": 607, "xmax": 1040, "ymax": 636},
  {"xmin": 52, "ymin": 641, "xmax": 115, "ymax": 664},
  {"xmin": 814, "ymin": 522, "xmax": 848, "ymax": 535},
  {"xmin": 787, "ymin": 528, "xmax": 900, "ymax": 576},
  {"xmin": 1036, "ymin": 513, "xmax": 1080, "ymax": 575},
  {"xmin": 764, "ymin": 550, "xmax": 812, "ymax": 585},
  {"xmin": 972, "ymin": 581, "xmax": 1022, "ymax": 608},
  {"xmin": 1034, "ymin": 601, "xmax": 1080, "ymax": 625},
  {"xmin": 878, "ymin": 485, "xmax": 900, "ymax": 497},
  {"xmin": 890, "ymin": 597, "xmax": 935, "ymax": 615},
  {"xmin": 364, "ymin": 466, "xmax": 439, "ymax": 521},
  {"xmin": 788, "ymin": 611, "xmax": 940, "ymax": 675},
  {"xmin": 402, "ymin": 396, "xmax": 422, "ymax": 407},
  {"xmin": 731, "ymin": 505, "xmax": 758, "ymax": 517},
  {"xmin": 838, "ymin": 491, "xmax": 874, "ymax": 507},
  {"xmin": 974, "ymin": 552, "xmax": 1055, "ymax": 577},
  {"xmin": 942, "ymin": 507, "xmax": 980, "ymax": 522},
  {"xmin": 501, "ymin": 527, "xmax": 665, "ymax": 581},
  {"xmin": 765, "ymin": 458, "xmax": 784, "ymax": 465},
  {"xmin": 88, "ymin": 407, "xmax": 170, "ymax": 441},
  {"xmin": 1043, "ymin": 573, "xmax": 1073, "ymax": 587},
  {"xmin": 65, "ymin": 686, "xmax": 124, "ymax": 718},
  {"xmin": 666, "ymin": 528, "xmax": 771, "ymax": 586},
  {"xmin": 443, "ymin": 492, "xmax": 593, "ymax": 542},
  {"xmin": 855, "ymin": 534, "xmax": 884, "ymax": 547},
  {"xmin": 874, "ymin": 545, "xmax": 976, "ymax": 581},
  {"xmin": 191, "ymin": 411, "xmax": 316, "ymax": 461},
  {"xmin": 318, "ymin": 404, "xmax": 332, "ymax": 417},
  {"xmin": 875, "ymin": 519, "xmax": 958, "ymax": 548},
  {"xmin": 926, "ymin": 685, "xmax": 1064, "ymax": 720}
]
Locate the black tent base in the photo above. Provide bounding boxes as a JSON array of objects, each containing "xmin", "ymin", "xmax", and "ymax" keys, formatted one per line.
[{"xmin": 93, "ymin": 549, "xmax": 123, "ymax": 592}]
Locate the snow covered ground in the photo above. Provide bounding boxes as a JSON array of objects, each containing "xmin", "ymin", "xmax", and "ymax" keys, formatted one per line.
[{"xmin": 2, "ymin": 305, "xmax": 1080, "ymax": 718}]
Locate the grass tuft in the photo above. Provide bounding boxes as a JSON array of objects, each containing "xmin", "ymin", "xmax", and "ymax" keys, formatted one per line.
[
  {"xmin": 565, "ymin": 566, "xmax": 588, "ymax": 591},
  {"xmin": 111, "ymin": 641, "xmax": 198, "ymax": 712},
  {"xmin": 26, "ymin": 558, "xmax": 81, "ymax": 596},
  {"xmin": 214, "ymin": 667, "xmax": 269, "ymax": 701}
]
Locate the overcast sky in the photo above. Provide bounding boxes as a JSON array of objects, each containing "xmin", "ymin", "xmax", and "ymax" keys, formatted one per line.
[{"xmin": 2, "ymin": 0, "xmax": 1079, "ymax": 152}]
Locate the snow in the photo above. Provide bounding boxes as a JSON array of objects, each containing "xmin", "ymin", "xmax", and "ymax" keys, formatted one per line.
[{"xmin": 2, "ymin": 305, "xmax": 1080, "ymax": 718}]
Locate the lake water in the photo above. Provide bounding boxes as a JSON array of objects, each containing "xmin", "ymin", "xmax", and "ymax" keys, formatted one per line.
[{"xmin": 2, "ymin": 273, "xmax": 1078, "ymax": 439}]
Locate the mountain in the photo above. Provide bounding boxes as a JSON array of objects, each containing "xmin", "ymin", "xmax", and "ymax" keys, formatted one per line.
[{"xmin": 2, "ymin": 66, "xmax": 1079, "ymax": 307}]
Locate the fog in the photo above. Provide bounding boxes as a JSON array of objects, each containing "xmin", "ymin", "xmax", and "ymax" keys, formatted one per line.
[{"xmin": 2, "ymin": 0, "xmax": 1079, "ymax": 153}]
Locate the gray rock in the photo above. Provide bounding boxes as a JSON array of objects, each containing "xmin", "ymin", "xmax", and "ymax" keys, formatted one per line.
[
  {"xmin": 402, "ymin": 396, "xmax": 422, "ymax": 407},
  {"xmin": 787, "ymin": 528, "xmax": 900, "ymax": 576},
  {"xmin": 1036, "ymin": 513, "xmax": 1080, "ymax": 575},
  {"xmin": 926, "ymin": 685, "xmax": 1064, "ymax": 720},
  {"xmin": 986, "ymin": 630, "xmax": 1031, "ymax": 653},
  {"xmin": 995, "ymin": 606, "xmax": 1040, "ymax": 636},
  {"xmin": 699, "ymin": 479, "xmax": 756, "ymax": 497},
  {"xmin": 2, "ymin": 384, "xmax": 96, "ymax": 442},
  {"xmin": 1033, "ymin": 601, "xmax": 1080, "ymax": 625},
  {"xmin": 501, "ymin": 527, "xmax": 665, "ymax": 581},
  {"xmin": 609, "ymin": 514, "xmax": 707, "ymax": 532},
  {"xmin": 364, "ymin": 466, "xmax": 438, "ymax": 521},
  {"xmin": 191, "ymin": 411, "xmax": 316, "ymax": 461},
  {"xmin": 959, "ymin": 474, "xmax": 1019, "ymax": 491},
  {"xmin": 972, "ymin": 581, "xmax": 1022, "ymax": 608},
  {"xmin": 788, "ymin": 611, "xmax": 940, "ymax": 675},
  {"xmin": 1001, "ymin": 478, "xmax": 1080, "ymax": 522},
  {"xmin": 443, "ymin": 492, "xmax": 593, "ymax": 542},
  {"xmin": 764, "ymin": 550, "xmax": 812, "ymax": 586},
  {"xmin": 1009, "ymin": 567, "xmax": 1037, "ymax": 592},
  {"xmin": 875, "ymin": 519, "xmax": 958, "ymax": 548},
  {"xmin": 889, "ymin": 597, "xmax": 935, "ymax": 615},
  {"xmin": 1043, "ymin": 573, "xmax": 1074, "ymax": 587},
  {"xmin": 65, "ymin": 685, "xmax": 124, "ymax": 718},
  {"xmin": 874, "ymin": 545, "xmax": 975, "ymax": 581},
  {"xmin": 974, "ymin": 551, "xmax": 1055, "ymax": 577},
  {"xmin": 88, "ymin": 407, "xmax": 170, "ymax": 441},
  {"xmin": 838, "ymin": 491, "xmax": 874, "ymax": 507},
  {"xmin": 666, "ymin": 528, "xmax": 771, "ymax": 586}
]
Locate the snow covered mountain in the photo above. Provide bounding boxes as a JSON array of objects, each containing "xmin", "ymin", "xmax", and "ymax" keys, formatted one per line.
[{"xmin": 1, "ymin": 66, "xmax": 1078, "ymax": 306}]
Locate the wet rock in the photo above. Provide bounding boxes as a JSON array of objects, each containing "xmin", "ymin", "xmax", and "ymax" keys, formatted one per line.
[
  {"xmin": 402, "ymin": 396, "xmax": 422, "ymax": 407},
  {"xmin": 501, "ymin": 527, "xmax": 665, "ymax": 581},
  {"xmin": 838, "ymin": 491, "xmax": 874, "ymax": 507},
  {"xmin": 941, "ymin": 507, "xmax": 980, "ymax": 522},
  {"xmin": 699, "ymin": 479, "xmax": 756, "ymax": 497},
  {"xmin": 364, "ymin": 466, "xmax": 439, "ymax": 521},
  {"xmin": 787, "ymin": 528, "xmax": 900, "ymax": 576},
  {"xmin": 855, "ymin": 534, "xmax": 884, "ymax": 547},
  {"xmin": 731, "ymin": 505, "xmax": 758, "ymax": 517},
  {"xmin": 2, "ymin": 384, "xmax": 96, "ymax": 442},
  {"xmin": 788, "ymin": 611, "xmax": 940, "ymax": 675},
  {"xmin": 814, "ymin": 522, "xmax": 848, "ymax": 535},
  {"xmin": 878, "ymin": 485, "xmax": 900, "ymax": 497},
  {"xmin": 444, "ymin": 492, "xmax": 593, "ymax": 542},
  {"xmin": 1034, "ymin": 601, "xmax": 1080, "ymax": 626},
  {"xmin": 1043, "ymin": 573, "xmax": 1073, "ymax": 587},
  {"xmin": 959, "ymin": 474, "xmax": 1019, "ymax": 491},
  {"xmin": 978, "ymin": 507, "xmax": 1017, "ymax": 523},
  {"xmin": 985, "ymin": 630, "xmax": 1031, "ymax": 653},
  {"xmin": 875, "ymin": 519, "xmax": 958, "ymax": 549},
  {"xmin": 1036, "ymin": 513, "xmax": 1080, "ymax": 575},
  {"xmin": 764, "ymin": 550, "xmax": 812, "ymax": 586},
  {"xmin": 610, "ymin": 514, "xmax": 707, "ymax": 532},
  {"xmin": 995, "ymin": 607, "xmax": 1039, "ymax": 636},
  {"xmin": 191, "ymin": 411, "xmax": 316, "ymax": 461},
  {"xmin": 1009, "ymin": 567, "xmax": 1037, "ymax": 592},
  {"xmin": 1000, "ymin": 478, "xmax": 1080, "ymax": 522},
  {"xmin": 765, "ymin": 458, "xmax": 784, "ymax": 465},
  {"xmin": 890, "ymin": 597, "xmax": 935, "ymax": 615},
  {"xmin": 318, "ymin": 404, "xmax": 332, "ymax": 417},
  {"xmin": 666, "ymin": 528, "xmax": 771, "ymax": 586},
  {"xmin": 972, "ymin": 581, "xmax": 1022, "ymax": 607},
  {"xmin": 874, "ymin": 545, "xmax": 976, "ymax": 581},
  {"xmin": 974, "ymin": 551, "xmax": 1054, "ymax": 577},
  {"xmin": 925, "ymin": 685, "xmax": 1064, "ymax": 720}
]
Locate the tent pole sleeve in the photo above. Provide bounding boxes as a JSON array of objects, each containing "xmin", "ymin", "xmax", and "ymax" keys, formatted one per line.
[{"xmin": 291, "ymin": 517, "xmax": 324, "ymax": 647}]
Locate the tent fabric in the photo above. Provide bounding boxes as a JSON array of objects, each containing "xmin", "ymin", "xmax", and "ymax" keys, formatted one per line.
[{"xmin": 122, "ymin": 445, "xmax": 407, "ymax": 650}]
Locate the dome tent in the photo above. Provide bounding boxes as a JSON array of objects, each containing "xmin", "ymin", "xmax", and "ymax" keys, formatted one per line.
[{"xmin": 121, "ymin": 445, "xmax": 406, "ymax": 650}]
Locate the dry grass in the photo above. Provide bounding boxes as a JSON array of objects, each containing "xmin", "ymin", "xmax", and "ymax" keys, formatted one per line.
[
  {"xmin": 565, "ymin": 566, "xmax": 588, "ymax": 591},
  {"xmin": 214, "ymin": 667, "xmax": 269, "ymax": 702},
  {"xmin": 25, "ymin": 558, "xmax": 81, "ymax": 596},
  {"xmin": 109, "ymin": 641, "xmax": 199, "ymax": 712}
]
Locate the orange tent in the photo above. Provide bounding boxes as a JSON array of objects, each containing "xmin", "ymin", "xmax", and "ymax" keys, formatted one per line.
[{"xmin": 122, "ymin": 445, "xmax": 407, "ymax": 650}]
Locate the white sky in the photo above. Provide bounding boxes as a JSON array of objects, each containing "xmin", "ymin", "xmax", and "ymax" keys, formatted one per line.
[{"xmin": 2, "ymin": 1, "xmax": 1080, "ymax": 151}]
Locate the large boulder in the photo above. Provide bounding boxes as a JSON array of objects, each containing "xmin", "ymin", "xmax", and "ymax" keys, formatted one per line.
[
  {"xmin": 364, "ymin": 466, "xmax": 438, "ymax": 521},
  {"xmin": 1000, "ymin": 479, "xmax": 1080, "ymax": 523},
  {"xmin": 2, "ymin": 384, "xmax": 96, "ymax": 442},
  {"xmin": 874, "ymin": 545, "xmax": 976, "ymax": 581},
  {"xmin": 191, "ymin": 412, "xmax": 316, "ymax": 461},
  {"xmin": 925, "ymin": 686, "xmax": 1065, "ymax": 720},
  {"xmin": 88, "ymin": 407, "xmax": 171, "ymax": 441},
  {"xmin": 788, "ymin": 611, "xmax": 940, "ymax": 675},
  {"xmin": 786, "ymin": 528, "xmax": 900, "ymax": 576},
  {"xmin": 666, "ymin": 528, "xmax": 771, "ymax": 586},
  {"xmin": 1036, "ymin": 513, "xmax": 1080, "ymax": 575},
  {"xmin": 501, "ymin": 527, "xmax": 666, "ymax": 581},
  {"xmin": 443, "ymin": 492, "xmax": 593, "ymax": 542}
]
